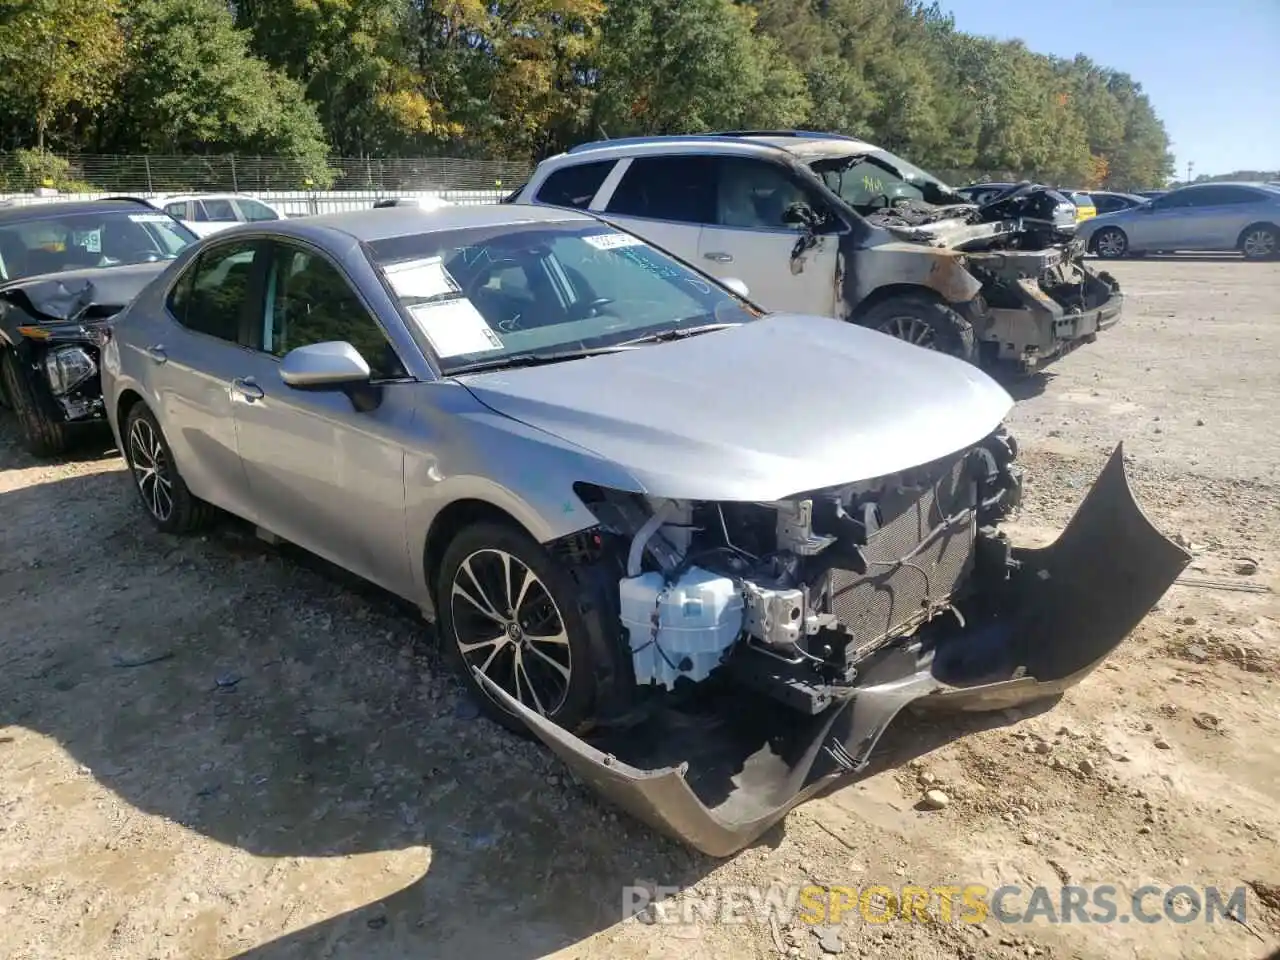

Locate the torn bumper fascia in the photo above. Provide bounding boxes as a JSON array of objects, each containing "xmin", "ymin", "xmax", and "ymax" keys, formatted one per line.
[{"xmin": 477, "ymin": 444, "xmax": 1189, "ymax": 858}]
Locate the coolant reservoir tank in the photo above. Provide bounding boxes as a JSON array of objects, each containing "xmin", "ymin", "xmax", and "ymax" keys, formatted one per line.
[{"xmin": 618, "ymin": 567, "xmax": 745, "ymax": 690}]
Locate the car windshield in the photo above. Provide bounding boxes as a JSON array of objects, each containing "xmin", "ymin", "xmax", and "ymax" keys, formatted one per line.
[
  {"xmin": 0, "ymin": 208, "xmax": 196, "ymax": 283},
  {"xmin": 807, "ymin": 148, "xmax": 967, "ymax": 211},
  {"xmin": 367, "ymin": 223, "xmax": 761, "ymax": 374}
]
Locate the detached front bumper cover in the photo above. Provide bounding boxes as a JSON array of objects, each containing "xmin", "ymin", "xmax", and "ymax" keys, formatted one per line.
[{"xmin": 478, "ymin": 444, "xmax": 1189, "ymax": 857}]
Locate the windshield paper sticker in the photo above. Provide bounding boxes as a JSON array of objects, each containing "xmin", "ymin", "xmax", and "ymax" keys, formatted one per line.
[
  {"xmin": 71, "ymin": 229, "xmax": 101, "ymax": 254},
  {"xmin": 383, "ymin": 257, "xmax": 462, "ymax": 301},
  {"xmin": 584, "ymin": 232, "xmax": 644, "ymax": 250},
  {"xmin": 409, "ymin": 299, "xmax": 504, "ymax": 357},
  {"xmin": 128, "ymin": 213, "xmax": 173, "ymax": 224}
]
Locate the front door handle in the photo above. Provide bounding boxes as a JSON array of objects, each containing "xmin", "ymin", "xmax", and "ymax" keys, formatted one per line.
[
  {"xmin": 144, "ymin": 344, "xmax": 167, "ymax": 364},
  {"xmin": 231, "ymin": 377, "xmax": 264, "ymax": 401},
  {"xmin": 703, "ymin": 252, "xmax": 734, "ymax": 263}
]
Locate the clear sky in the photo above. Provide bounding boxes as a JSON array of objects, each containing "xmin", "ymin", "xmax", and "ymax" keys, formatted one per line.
[{"xmin": 943, "ymin": 0, "xmax": 1280, "ymax": 178}]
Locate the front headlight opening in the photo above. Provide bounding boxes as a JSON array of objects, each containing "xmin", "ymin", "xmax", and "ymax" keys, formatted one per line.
[{"xmin": 43, "ymin": 346, "xmax": 97, "ymax": 396}]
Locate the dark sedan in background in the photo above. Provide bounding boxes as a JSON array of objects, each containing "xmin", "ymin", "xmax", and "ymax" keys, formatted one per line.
[{"xmin": 0, "ymin": 198, "xmax": 197, "ymax": 455}]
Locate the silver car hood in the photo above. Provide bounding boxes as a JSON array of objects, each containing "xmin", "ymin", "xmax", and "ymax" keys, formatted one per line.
[{"xmin": 459, "ymin": 314, "xmax": 1014, "ymax": 502}]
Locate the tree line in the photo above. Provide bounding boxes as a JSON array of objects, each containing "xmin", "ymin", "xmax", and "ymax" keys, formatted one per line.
[{"xmin": 0, "ymin": 0, "xmax": 1175, "ymax": 191}]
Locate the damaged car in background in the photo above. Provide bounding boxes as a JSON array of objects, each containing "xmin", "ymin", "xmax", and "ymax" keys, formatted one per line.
[
  {"xmin": 511, "ymin": 131, "xmax": 1123, "ymax": 372},
  {"xmin": 0, "ymin": 199, "xmax": 198, "ymax": 455},
  {"xmin": 100, "ymin": 205, "xmax": 1188, "ymax": 857}
]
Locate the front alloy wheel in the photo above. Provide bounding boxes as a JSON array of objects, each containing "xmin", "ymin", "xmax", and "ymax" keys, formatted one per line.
[
  {"xmin": 880, "ymin": 314, "xmax": 940, "ymax": 349},
  {"xmin": 1240, "ymin": 225, "xmax": 1278, "ymax": 261},
  {"xmin": 437, "ymin": 521, "xmax": 604, "ymax": 735},
  {"xmin": 450, "ymin": 548, "xmax": 572, "ymax": 717}
]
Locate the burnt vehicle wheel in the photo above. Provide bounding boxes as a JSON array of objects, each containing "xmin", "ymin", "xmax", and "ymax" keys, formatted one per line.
[
  {"xmin": 1239, "ymin": 224, "xmax": 1279, "ymax": 261},
  {"xmin": 0, "ymin": 348, "xmax": 70, "ymax": 457},
  {"xmin": 857, "ymin": 294, "xmax": 976, "ymax": 361},
  {"xmin": 123, "ymin": 403, "xmax": 214, "ymax": 533},
  {"xmin": 437, "ymin": 522, "xmax": 605, "ymax": 736},
  {"xmin": 1092, "ymin": 227, "xmax": 1129, "ymax": 259}
]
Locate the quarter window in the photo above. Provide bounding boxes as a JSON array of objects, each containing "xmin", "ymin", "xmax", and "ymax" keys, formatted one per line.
[
  {"xmin": 197, "ymin": 199, "xmax": 238, "ymax": 221},
  {"xmin": 605, "ymin": 156, "xmax": 717, "ymax": 224},
  {"xmin": 237, "ymin": 198, "xmax": 279, "ymax": 222},
  {"xmin": 534, "ymin": 161, "xmax": 615, "ymax": 209},
  {"xmin": 262, "ymin": 244, "xmax": 404, "ymax": 380},
  {"xmin": 167, "ymin": 241, "xmax": 259, "ymax": 342},
  {"xmin": 163, "ymin": 202, "xmax": 188, "ymax": 219}
]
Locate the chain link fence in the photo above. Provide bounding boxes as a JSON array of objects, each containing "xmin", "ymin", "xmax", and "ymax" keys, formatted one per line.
[{"xmin": 0, "ymin": 153, "xmax": 531, "ymax": 195}]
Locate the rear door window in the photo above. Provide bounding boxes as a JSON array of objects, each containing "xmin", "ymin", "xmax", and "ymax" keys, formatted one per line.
[
  {"xmin": 533, "ymin": 161, "xmax": 615, "ymax": 209},
  {"xmin": 605, "ymin": 156, "xmax": 717, "ymax": 224},
  {"xmin": 168, "ymin": 240, "xmax": 261, "ymax": 342}
]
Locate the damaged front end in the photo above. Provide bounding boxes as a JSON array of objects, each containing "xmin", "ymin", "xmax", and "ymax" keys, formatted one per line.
[
  {"xmin": 0, "ymin": 277, "xmax": 129, "ymax": 425},
  {"xmin": 853, "ymin": 183, "xmax": 1123, "ymax": 373},
  {"xmin": 478, "ymin": 440, "xmax": 1188, "ymax": 857}
]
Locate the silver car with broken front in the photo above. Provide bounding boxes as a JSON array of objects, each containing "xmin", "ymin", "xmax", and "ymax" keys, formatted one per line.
[{"xmin": 100, "ymin": 204, "xmax": 1189, "ymax": 855}]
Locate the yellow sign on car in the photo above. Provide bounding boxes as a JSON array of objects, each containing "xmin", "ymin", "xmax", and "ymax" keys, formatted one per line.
[{"xmin": 1061, "ymin": 190, "xmax": 1098, "ymax": 222}]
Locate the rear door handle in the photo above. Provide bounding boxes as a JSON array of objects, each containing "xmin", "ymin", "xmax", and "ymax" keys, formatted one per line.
[
  {"xmin": 144, "ymin": 344, "xmax": 167, "ymax": 364},
  {"xmin": 231, "ymin": 377, "xmax": 264, "ymax": 401},
  {"xmin": 703, "ymin": 252, "xmax": 734, "ymax": 263}
]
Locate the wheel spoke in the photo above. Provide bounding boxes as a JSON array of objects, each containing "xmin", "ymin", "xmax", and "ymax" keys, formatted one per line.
[
  {"xmin": 515, "ymin": 653, "xmax": 546, "ymax": 714},
  {"xmin": 526, "ymin": 641, "xmax": 571, "ymax": 679},
  {"xmin": 452, "ymin": 558, "xmax": 505, "ymax": 624},
  {"xmin": 528, "ymin": 628, "xmax": 569, "ymax": 646}
]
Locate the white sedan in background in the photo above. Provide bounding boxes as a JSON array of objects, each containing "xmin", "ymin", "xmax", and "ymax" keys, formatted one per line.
[{"xmin": 152, "ymin": 194, "xmax": 288, "ymax": 237}]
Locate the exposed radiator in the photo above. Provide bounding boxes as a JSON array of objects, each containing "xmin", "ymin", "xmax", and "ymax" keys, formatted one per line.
[{"xmin": 825, "ymin": 454, "xmax": 977, "ymax": 662}]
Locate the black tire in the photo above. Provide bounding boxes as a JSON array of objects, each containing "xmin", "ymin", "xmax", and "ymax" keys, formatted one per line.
[
  {"xmin": 437, "ymin": 521, "xmax": 607, "ymax": 736},
  {"xmin": 855, "ymin": 294, "xmax": 976, "ymax": 361},
  {"xmin": 1092, "ymin": 226, "xmax": 1129, "ymax": 259},
  {"xmin": 1238, "ymin": 223, "xmax": 1279, "ymax": 261},
  {"xmin": 0, "ymin": 347, "xmax": 69, "ymax": 457},
  {"xmin": 122, "ymin": 402, "xmax": 214, "ymax": 534}
]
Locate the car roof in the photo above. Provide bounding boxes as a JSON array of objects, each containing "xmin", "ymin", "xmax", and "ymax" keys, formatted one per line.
[
  {"xmin": 157, "ymin": 193, "xmax": 272, "ymax": 203},
  {"xmin": 0, "ymin": 197, "xmax": 160, "ymax": 224},
  {"xmin": 262, "ymin": 202, "xmax": 596, "ymax": 243},
  {"xmin": 557, "ymin": 130, "xmax": 880, "ymax": 163}
]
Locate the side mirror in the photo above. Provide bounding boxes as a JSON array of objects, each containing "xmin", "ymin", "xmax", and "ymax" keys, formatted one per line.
[
  {"xmin": 782, "ymin": 202, "xmax": 819, "ymax": 228},
  {"xmin": 721, "ymin": 277, "xmax": 750, "ymax": 298},
  {"xmin": 280, "ymin": 341, "xmax": 371, "ymax": 389}
]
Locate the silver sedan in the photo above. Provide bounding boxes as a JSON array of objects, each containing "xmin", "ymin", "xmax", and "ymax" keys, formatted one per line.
[
  {"xmin": 1078, "ymin": 182, "xmax": 1280, "ymax": 260},
  {"xmin": 99, "ymin": 203, "xmax": 1187, "ymax": 854}
]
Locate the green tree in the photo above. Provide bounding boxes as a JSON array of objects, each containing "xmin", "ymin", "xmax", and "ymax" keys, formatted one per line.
[
  {"xmin": 100, "ymin": 0, "xmax": 331, "ymax": 181},
  {"xmin": 0, "ymin": 0, "xmax": 124, "ymax": 150},
  {"xmin": 590, "ymin": 0, "xmax": 810, "ymax": 139}
]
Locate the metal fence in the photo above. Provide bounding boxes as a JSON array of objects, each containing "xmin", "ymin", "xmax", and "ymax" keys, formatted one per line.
[{"xmin": 0, "ymin": 153, "xmax": 532, "ymax": 194}]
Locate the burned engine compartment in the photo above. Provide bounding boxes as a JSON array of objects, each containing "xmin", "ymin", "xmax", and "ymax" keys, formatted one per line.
[
  {"xmin": 579, "ymin": 427, "xmax": 1024, "ymax": 715},
  {"xmin": 863, "ymin": 181, "xmax": 1078, "ymax": 252}
]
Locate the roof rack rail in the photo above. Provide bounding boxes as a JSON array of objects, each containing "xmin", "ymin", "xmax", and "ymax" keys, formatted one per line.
[
  {"xmin": 710, "ymin": 129, "xmax": 865, "ymax": 141},
  {"xmin": 565, "ymin": 133, "xmax": 746, "ymax": 154}
]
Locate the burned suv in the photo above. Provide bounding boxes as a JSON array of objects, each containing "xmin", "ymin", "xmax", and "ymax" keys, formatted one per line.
[
  {"xmin": 511, "ymin": 131, "xmax": 1122, "ymax": 372},
  {"xmin": 0, "ymin": 199, "xmax": 197, "ymax": 455}
]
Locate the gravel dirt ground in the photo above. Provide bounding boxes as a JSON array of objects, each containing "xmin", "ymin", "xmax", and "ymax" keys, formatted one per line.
[{"xmin": 1, "ymin": 257, "xmax": 1278, "ymax": 960}]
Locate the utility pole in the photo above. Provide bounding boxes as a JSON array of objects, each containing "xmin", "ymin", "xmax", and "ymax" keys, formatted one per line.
[{"xmin": 1186, "ymin": 160, "xmax": 1194, "ymax": 185}]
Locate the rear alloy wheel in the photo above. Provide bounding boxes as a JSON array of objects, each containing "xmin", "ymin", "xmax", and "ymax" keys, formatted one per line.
[
  {"xmin": 122, "ymin": 403, "xmax": 213, "ymax": 534},
  {"xmin": 438, "ymin": 522, "xmax": 601, "ymax": 735},
  {"xmin": 1239, "ymin": 224, "xmax": 1278, "ymax": 261},
  {"xmin": 0, "ymin": 348, "xmax": 70, "ymax": 457},
  {"xmin": 1092, "ymin": 227, "xmax": 1129, "ymax": 259},
  {"xmin": 856, "ymin": 294, "xmax": 976, "ymax": 362}
]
